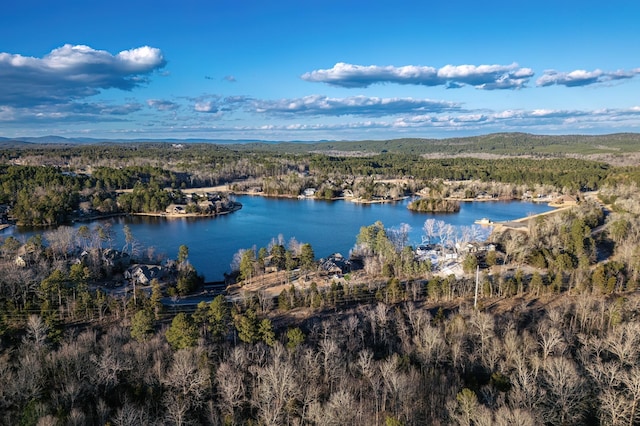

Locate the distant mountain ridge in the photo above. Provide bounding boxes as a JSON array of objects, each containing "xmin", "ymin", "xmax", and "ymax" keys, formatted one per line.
[
  {"xmin": 0, "ymin": 135, "xmax": 286, "ymax": 144},
  {"xmin": 2, "ymin": 133, "xmax": 640, "ymax": 161},
  {"xmin": 1, "ymin": 132, "xmax": 639, "ymax": 146}
]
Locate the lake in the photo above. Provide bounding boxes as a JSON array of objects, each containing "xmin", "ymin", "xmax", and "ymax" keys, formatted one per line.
[{"xmin": 3, "ymin": 195, "xmax": 554, "ymax": 281}]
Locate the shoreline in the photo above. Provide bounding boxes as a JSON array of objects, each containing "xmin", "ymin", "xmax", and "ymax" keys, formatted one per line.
[
  {"xmin": 177, "ymin": 183, "xmax": 574, "ymax": 207},
  {"xmin": 490, "ymin": 205, "xmax": 572, "ymax": 233},
  {"xmin": 229, "ymin": 190, "xmax": 409, "ymax": 204},
  {"xmin": 348, "ymin": 196, "xmax": 408, "ymax": 204},
  {"xmin": 507, "ymin": 205, "xmax": 572, "ymax": 223},
  {"xmin": 4, "ymin": 188, "xmax": 571, "ymax": 231},
  {"xmin": 8, "ymin": 202, "xmax": 245, "ymax": 228},
  {"xmin": 132, "ymin": 202, "xmax": 243, "ymax": 219}
]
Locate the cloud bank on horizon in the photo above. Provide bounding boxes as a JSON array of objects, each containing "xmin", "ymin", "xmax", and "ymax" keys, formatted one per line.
[
  {"xmin": 301, "ymin": 62, "xmax": 535, "ymax": 90},
  {"xmin": 1, "ymin": 1, "xmax": 639, "ymax": 140}
]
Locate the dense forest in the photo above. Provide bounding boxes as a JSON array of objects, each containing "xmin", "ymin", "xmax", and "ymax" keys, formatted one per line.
[
  {"xmin": 0, "ymin": 134, "xmax": 631, "ymax": 226},
  {"xmin": 408, "ymin": 198, "xmax": 460, "ymax": 213},
  {"xmin": 1, "ymin": 133, "xmax": 640, "ymax": 424},
  {"xmin": 7, "ymin": 132, "xmax": 640, "ymax": 157}
]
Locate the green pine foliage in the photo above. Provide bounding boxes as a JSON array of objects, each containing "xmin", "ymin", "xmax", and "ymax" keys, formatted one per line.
[
  {"xmin": 408, "ymin": 198, "xmax": 460, "ymax": 213},
  {"xmin": 165, "ymin": 312, "xmax": 199, "ymax": 349},
  {"xmin": 130, "ymin": 309, "xmax": 154, "ymax": 342}
]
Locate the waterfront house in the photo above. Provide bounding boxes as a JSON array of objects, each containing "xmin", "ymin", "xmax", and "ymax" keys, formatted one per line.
[
  {"xmin": 319, "ymin": 253, "xmax": 352, "ymax": 275},
  {"xmin": 102, "ymin": 249, "xmax": 131, "ymax": 271},
  {"xmin": 125, "ymin": 264, "xmax": 166, "ymax": 286},
  {"xmin": 552, "ymin": 194, "xmax": 578, "ymax": 206},
  {"xmin": 166, "ymin": 204, "xmax": 186, "ymax": 214}
]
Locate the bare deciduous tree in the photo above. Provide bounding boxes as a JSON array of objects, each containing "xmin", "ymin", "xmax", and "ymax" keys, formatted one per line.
[
  {"xmin": 605, "ymin": 323, "xmax": 640, "ymax": 366},
  {"xmin": 24, "ymin": 314, "xmax": 48, "ymax": 348},
  {"xmin": 542, "ymin": 357, "xmax": 587, "ymax": 425},
  {"xmin": 252, "ymin": 345, "xmax": 300, "ymax": 426},
  {"xmin": 216, "ymin": 361, "xmax": 246, "ymax": 421},
  {"xmin": 598, "ymin": 388, "xmax": 630, "ymax": 426},
  {"xmin": 538, "ymin": 326, "xmax": 566, "ymax": 362},
  {"xmin": 321, "ymin": 389, "xmax": 360, "ymax": 426},
  {"xmin": 111, "ymin": 400, "xmax": 146, "ymax": 426},
  {"xmin": 414, "ymin": 323, "xmax": 447, "ymax": 367},
  {"xmin": 162, "ymin": 348, "xmax": 211, "ymax": 413}
]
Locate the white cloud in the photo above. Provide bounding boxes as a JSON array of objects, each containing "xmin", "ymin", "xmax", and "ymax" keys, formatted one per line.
[
  {"xmin": 194, "ymin": 101, "xmax": 218, "ymax": 113},
  {"xmin": 0, "ymin": 44, "xmax": 166, "ymax": 108},
  {"xmin": 301, "ymin": 62, "xmax": 533, "ymax": 89},
  {"xmin": 72, "ymin": 104, "xmax": 640, "ymax": 140},
  {"xmin": 536, "ymin": 68, "xmax": 640, "ymax": 87},
  {"xmin": 0, "ymin": 106, "xmax": 16, "ymax": 121},
  {"xmin": 115, "ymin": 46, "xmax": 165, "ymax": 71},
  {"xmin": 147, "ymin": 99, "xmax": 179, "ymax": 111},
  {"xmin": 251, "ymin": 95, "xmax": 459, "ymax": 116},
  {"xmin": 256, "ymin": 107, "xmax": 640, "ymax": 134},
  {"xmin": 0, "ymin": 102, "xmax": 143, "ymax": 123},
  {"xmin": 301, "ymin": 62, "xmax": 436, "ymax": 88}
]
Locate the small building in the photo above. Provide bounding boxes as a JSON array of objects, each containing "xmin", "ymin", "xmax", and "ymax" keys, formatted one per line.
[
  {"xmin": 15, "ymin": 256, "xmax": 26, "ymax": 268},
  {"xmin": 459, "ymin": 242, "xmax": 497, "ymax": 254},
  {"xmin": 319, "ymin": 253, "xmax": 352, "ymax": 275},
  {"xmin": 552, "ymin": 194, "xmax": 578, "ymax": 206},
  {"xmin": 125, "ymin": 264, "xmax": 166, "ymax": 286},
  {"xmin": 102, "ymin": 249, "xmax": 131, "ymax": 270},
  {"xmin": 166, "ymin": 204, "xmax": 186, "ymax": 214},
  {"xmin": 415, "ymin": 244, "xmax": 435, "ymax": 256},
  {"xmin": 476, "ymin": 191, "xmax": 493, "ymax": 200},
  {"xmin": 198, "ymin": 200, "xmax": 215, "ymax": 212},
  {"xmin": 474, "ymin": 218, "xmax": 493, "ymax": 226},
  {"xmin": 303, "ymin": 188, "xmax": 317, "ymax": 197}
]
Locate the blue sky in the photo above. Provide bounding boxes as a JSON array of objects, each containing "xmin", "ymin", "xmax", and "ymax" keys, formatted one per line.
[{"xmin": 1, "ymin": 0, "xmax": 640, "ymax": 141}]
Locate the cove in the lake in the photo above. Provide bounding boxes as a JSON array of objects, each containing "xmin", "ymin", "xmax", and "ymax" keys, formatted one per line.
[{"xmin": 3, "ymin": 195, "xmax": 554, "ymax": 281}]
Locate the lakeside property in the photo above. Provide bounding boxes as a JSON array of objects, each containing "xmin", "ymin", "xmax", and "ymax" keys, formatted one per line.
[{"xmin": 3, "ymin": 195, "xmax": 556, "ymax": 282}]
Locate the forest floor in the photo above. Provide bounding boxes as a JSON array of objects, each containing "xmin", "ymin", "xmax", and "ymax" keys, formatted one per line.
[
  {"xmin": 227, "ymin": 269, "xmax": 352, "ymax": 302},
  {"xmin": 265, "ymin": 289, "xmax": 604, "ymax": 332}
]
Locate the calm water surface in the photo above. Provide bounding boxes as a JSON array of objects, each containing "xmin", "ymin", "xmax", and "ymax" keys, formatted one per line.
[{"xmin": 5, "ymin": 195, "xmax": 553, "ymax": 281}]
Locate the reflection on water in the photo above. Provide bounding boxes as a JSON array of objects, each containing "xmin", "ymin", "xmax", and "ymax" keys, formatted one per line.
[{"xmin": 3, "ymin": 196, "xmax": 553, "ymax": 281}]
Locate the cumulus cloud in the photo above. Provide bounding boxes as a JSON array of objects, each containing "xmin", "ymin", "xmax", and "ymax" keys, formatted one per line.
[
  {"xmin": 191, "ymin": 95, "xmax": 249, "ymax": 116},
  {"xmin": 0, "ymin": 102, "xmax": 143, "ymax": 123},
  {"xmin": 0, "ymin": 44, "xmax": 166, "ymax": 108},
  {"xmin": 536, "ymin": 68, "xmax": 640, "ymax": 87},
  {"xmin": 186, "ymin": 107, "xmax": 640, "ymax": 134},
  {"xmin": 194, "ymin": 101, "xmax": 220, "ymax": 113},
  {"xmin": 189, "ymin": 94, "xmax": 457, "ymax": 118},
  {"xmin": 223, "ymin": 95, "xmax": 250, "ymax": 104},
  {"xmin": 72, "ymin": 102, "xmax": 143, "ymax": 116},
  {"xmin": 301, "ymin": 62, "xmax": 533, "ymax": 89},
  {"xmin": 147, "ymin": 99, "xmax": 179, "ymax": 111},
  {"xmin": 94, "ymin": 105, "xmax": 640, "ymax": 140},
  {"xmin": 347, "ymin": 107, "xmax": 640, "ymax": 134},
  {"xmin": 472, "ymin": 107, "xmax": 640, "ymax": 128},
  {"xmin": 251, "ymin": 95, "xmax": 459, "ymax": 116}
]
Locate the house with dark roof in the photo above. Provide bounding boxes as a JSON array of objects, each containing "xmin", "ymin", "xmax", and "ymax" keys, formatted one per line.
[
  {"xmin": 125, "ymin": 264, "xmax": 166, "ymax": 286},
  {"xmin": 319, "ymin": 253, "xmax": 352, "ymax": 275}
]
